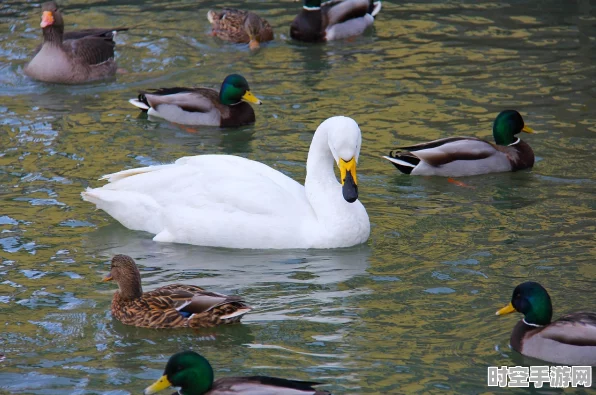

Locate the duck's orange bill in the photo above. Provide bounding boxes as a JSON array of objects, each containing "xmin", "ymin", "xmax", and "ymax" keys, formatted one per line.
[
  {"xmin": 41, "ymin": 11, "xmax": 54, "ymax": 28},
  {"xmin": 496, "ymin": 302, "xmax": 516, "ymax": 316},
  {"xmin": 102, "ymin": 275, "xmax": 113, "ymax": 282}
]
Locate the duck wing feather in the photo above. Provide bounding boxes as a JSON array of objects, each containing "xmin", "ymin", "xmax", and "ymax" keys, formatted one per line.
[
  {"xmin": 540, "ymin": 312, "xmax": 596, "ymax": 346},
  {"xmin": 392, "ymin": 137, "xmax": 497, "ymax": 166},
  {"xmin": 213, "ymin": 376, "xmax": 330, "ymax": 394}
]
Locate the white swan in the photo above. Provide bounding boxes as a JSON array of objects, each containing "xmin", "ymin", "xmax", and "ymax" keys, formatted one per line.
[{"xmin": 81, "ymin": 116, "xmax": 370, "ymax": 249}]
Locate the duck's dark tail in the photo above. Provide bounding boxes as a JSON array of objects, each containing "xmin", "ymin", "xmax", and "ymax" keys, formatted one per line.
[
  {"xmin": 128, "ymin": 94, "xmax": 150, "ymax": 112},
  {"xmin": 382, "ymin": 151, "xmax": 419, "ymax": 174}
]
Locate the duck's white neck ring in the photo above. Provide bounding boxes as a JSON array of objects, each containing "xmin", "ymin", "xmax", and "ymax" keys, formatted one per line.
[
  {"xmin": 303, "ymin": 6, "xmax": 321, "ymax": 10},
  {"xmin": 508, "ymin": 138, "xmax": 520, "ymax": 146},
  {"xmin": 522, "ymin": 319, "xmax": 544, "ymax": 328}
]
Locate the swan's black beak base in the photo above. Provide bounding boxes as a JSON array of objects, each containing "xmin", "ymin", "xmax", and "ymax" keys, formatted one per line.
[{"xmin": 342, "ymin": 170, "xmax": 358, "ymax": 203}]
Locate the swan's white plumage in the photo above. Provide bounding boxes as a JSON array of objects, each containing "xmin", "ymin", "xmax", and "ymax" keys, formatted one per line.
[{"xmin": 82, "ymin": 116, "xmax": 370, "ymax": 249}]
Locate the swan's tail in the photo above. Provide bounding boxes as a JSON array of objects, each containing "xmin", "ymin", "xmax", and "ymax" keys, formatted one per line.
[{"xmin": 81, "ymin": 188, "xmax": 164, "ymax": 234}]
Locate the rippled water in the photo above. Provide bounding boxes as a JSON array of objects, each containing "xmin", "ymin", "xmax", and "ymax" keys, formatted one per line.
[{"xmin": 1, "ymin": 0, "xmax": 595, "ymax": 394}]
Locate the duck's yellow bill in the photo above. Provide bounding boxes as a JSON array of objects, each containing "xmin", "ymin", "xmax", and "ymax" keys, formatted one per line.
[
  {"xmin": 102, "ymin": 275, "xmax": 113, "ymax": 282},
  {"xmin": 339, "ymin": 157, "xmax": 358, "ymax": 186},
  {"xmin": 496, "ymin": 302, "xmax": 516, "ymax": 316},
  {"xmin": 522, "ymin": 126, "xmax": 534, "ymax": 134},
  {"xmin": 144, "ymin": 375, "xmax": 172, "ymax": 395},
  {"xmin": 242, "ymin": 90, "xmax": 262, "ymax": 105},
  {"xmin": 41, "ymin": 11, "xmax": 54, "ymax": 28}
]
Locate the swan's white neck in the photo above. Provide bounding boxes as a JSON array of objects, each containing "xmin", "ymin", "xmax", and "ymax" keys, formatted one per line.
[{"xmin": 305, "ymin": 125, "xmax": 337, "ymax": 186}]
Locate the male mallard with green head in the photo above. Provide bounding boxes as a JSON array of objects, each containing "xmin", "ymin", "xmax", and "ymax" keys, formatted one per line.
[
  {"xmin": 207, "ymin": 9, "xmax": 273, "ymax": 50},
  {"xmin": 383, "ymin": 110, "xmax": 536, "ymax": 177},
  {"xmin": 104, "ymin": 255, "xmax": 252, "ymax": 328},
  {"xmin": 128, "ymin": 74, "xmax": 262, "ymax": 127},
  {"xmin": 290, "ymin": 0, "xmax": 381, "ymax": 43},
  {"xmin": 497, "ymin": 281, "xmax": 596, "ymax": 366},
  {"xmin": 144, "ymin": 351, "xmax": 332, "ymax": 395}
]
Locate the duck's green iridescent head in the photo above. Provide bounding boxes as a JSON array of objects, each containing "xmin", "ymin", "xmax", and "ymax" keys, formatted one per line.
[
  {"xmin": 144, "ymin": 351, "xmax": 214, "ymax": 395},
  {"xmin": 219, "ymin": 74, "xmax": 262, "ymax": 106},
  {"xmin": 492, "ymin": 110, "xmax": 534, "ymax": 145},
  {"xmin": 303, "ymin": 0, "xmax": 322, "ymax": 9},
  {"xmin": 496, "ymin": 281, "xmax": 553, "ymax": 326}
]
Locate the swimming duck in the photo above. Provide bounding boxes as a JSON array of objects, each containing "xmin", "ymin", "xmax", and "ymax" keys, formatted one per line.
[
  {"xmin": 383, "ymin": 110, "xmax": 535, "ymax": 177},
  {"xmin": 24, "ymin": 1, "xmax": 128, "ymax": 84},
  {"xmin": 207, "ymin": 9, "xmax": 273, "ymax": 50},
  {"xmin": 81, "ymin": 116, "xmax": 370, "ymax": 249},
  {"xmin": 104, "ymin": 254, "xmax": 252, "ymax": 328},
  {"xmin": 496, "ymin": 281, "xmax": 596, "ymax": 366},
  {"xmin": 128, "ymin": 74, "xmax": 262, "ymax": 127},
  {"xmin": 290, "ymin": 0, "xmax": 382, "ymax": 43},
  {"xmin": 144, "ymin": 351, "xmax": 331, "ymax": 395}
]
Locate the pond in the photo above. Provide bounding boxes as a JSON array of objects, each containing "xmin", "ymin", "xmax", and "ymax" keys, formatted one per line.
[{"xmin": 0, "ymin": 0, "xmax": 595, "ymax": 393}]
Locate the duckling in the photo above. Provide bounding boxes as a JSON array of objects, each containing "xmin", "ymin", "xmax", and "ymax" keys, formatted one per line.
[
  {"xmin": 24, "ymin": 1, "xmax": 127, "ymax": 84},
  {"xmin": 383, "ymin": 110, "xmax": 535, "ymax": 177},
  {"xmin": 128, "ymin": 74, "xmax": 262, "ymax": 127},
  {"xmin": 290, "ymin": 0, "xmax": 382, "ymax": 43},
  {"xmin": 496, "ymin": 281, "xmax": 596, "ymax": 366},
  {"xmin": 207, "ymin": 9, "xmax": 273, "ymax": 50},
  {"xmin": 104, "ymin": 255, "xmax": 252, "ymax": 328},
  {"xmin": 144, "ymin": 351, "xmax": 332, "ymax": 395}
]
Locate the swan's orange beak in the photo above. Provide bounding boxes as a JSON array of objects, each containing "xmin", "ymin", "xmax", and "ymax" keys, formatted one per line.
[{"xmin": 41, "ymin": 11, "xmax": 54, "ymax": 28}]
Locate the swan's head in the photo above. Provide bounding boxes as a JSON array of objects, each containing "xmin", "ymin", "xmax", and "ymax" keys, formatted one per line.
[{"xmin": 321, "ymin": 116, "xmax": 362, "ymax": 203}]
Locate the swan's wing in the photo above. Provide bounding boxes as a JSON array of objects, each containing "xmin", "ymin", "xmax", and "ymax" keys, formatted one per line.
[
  {"xmin": 99, "ymin": 155, "xmax": 310, "ymax": 216},
  {"xmin": 396, "ymin": 137, "xmax": 498, "ymax": 166}
]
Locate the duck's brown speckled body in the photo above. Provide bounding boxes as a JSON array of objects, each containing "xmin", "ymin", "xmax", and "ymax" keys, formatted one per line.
[
  {"xmin": 105, "ymin": 255, "xmax": 252, "ymax": 329},
  {"xmin": 207, "ymin": 9, "xmax": 273, "ymax": 50}
]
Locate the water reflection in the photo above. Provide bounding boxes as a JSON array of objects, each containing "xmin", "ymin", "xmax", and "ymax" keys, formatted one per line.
[{"xmin": 84, "ymin": 223, "xmax": 371, "ymax": 290}]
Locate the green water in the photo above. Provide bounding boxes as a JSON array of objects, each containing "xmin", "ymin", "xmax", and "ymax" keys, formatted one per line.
[{"xmin": 1, "ymin": 0, "xmax": 595, "ymax": 394}]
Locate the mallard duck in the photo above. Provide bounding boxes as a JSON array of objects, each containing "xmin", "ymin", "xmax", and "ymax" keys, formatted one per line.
[
  {"xmin": 128, "ymin": 74, "xmax": 262, "ymax": 127},
  {"xmin": 24, "ymin": 1, "xmax": 128, "ymax": 84},
  {"xmin": 383, "ymin": 110, "xmax": 535, "ymax": 177},
  {"xmin": 290, "ymin": 0, "xmax": 382, "ymax": 42},
  {"xmin": 496, "ymin": 281, "xmax": 596, "ymax": 366},
  {"xmin": 103, "ymin": 254, "xmax": 252, "ymax": 328},
  {"xmin": 144, "ymin": 351, "xmax": 331, "ymax": 395},
  {"xmin": 207, "ymin": 9, "xmax": 274, "ymax": 50},
  {"xmin": 81, "ymin": 116, "xmax": 370, "ymax": 249}
]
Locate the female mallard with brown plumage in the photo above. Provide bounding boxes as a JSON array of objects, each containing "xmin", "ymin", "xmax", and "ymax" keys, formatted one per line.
[
  {"xmin": 290, "ymin": 0, "xmax": 381, "ymax": 43},
  {"xmin": 103, "ymin": 255, "xmax": 252, "ymax": 328},
  {"xmin": 383, "ymin": 110, "xmax": 535, "ymax": 177},
  {"xmin": 144, "ymin": 351, "xmax": 332, "ymax": 395},
  {"xmin": 207, "ymin": 9, "xmax": 273, "ymax": 50},
  {"xmin": 496, "ymin": 281, "xmax": 596, "ymax": 366},
  {"xmin": 128, "ymin": 74, "xmax": 262, "ymax": 127},
  {"xmin": 24, "ymin": 1, "xmax": 128, "ymax": 84}
]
